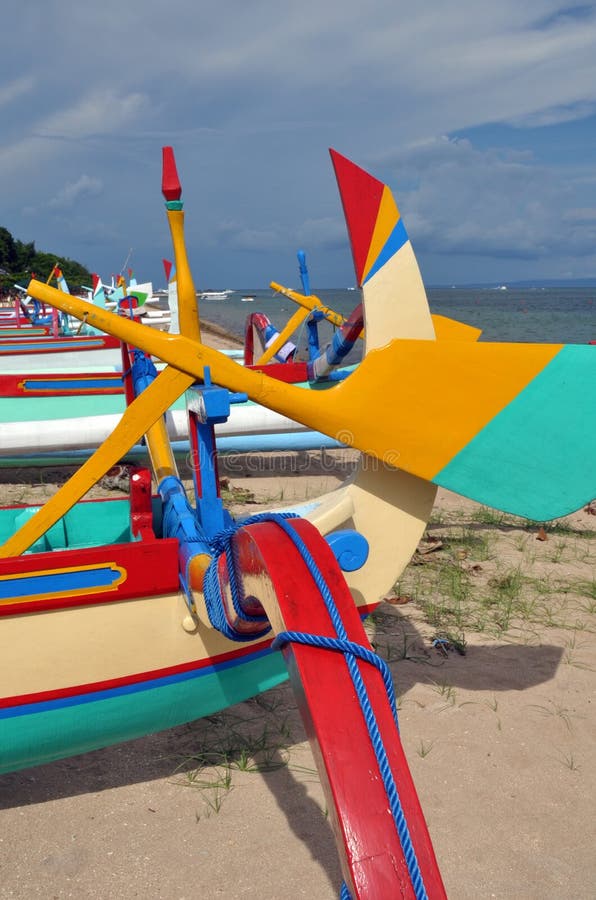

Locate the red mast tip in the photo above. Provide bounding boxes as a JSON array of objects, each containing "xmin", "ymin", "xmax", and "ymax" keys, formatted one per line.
[{"xmin": 162, "ymin": 146, "xmax": 182, "ymax": 201}]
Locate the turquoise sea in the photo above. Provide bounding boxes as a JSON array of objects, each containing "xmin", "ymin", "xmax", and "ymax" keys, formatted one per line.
[{"xmin": 196, "ymin": 286, "xmax": 595, "ymax": 361}]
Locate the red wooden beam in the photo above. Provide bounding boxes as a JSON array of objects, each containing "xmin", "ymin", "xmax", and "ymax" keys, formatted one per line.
[
  {"xmin": 216, "ymin": 518, "xmax": 446, "ymax": 899},
  {"xmin": 246, "ymin": 360, "xmax": 309, "ymax": 383}
]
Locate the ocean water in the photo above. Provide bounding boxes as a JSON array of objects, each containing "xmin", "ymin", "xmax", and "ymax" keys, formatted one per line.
[{"xmin": 197, "ymin": 286, "xmax": 595, "ymax": 353}]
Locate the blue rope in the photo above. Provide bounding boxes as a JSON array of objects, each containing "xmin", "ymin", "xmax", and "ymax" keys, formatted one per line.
[
  {"xmin": 202, "ymin": 512, "xmax": 298, "ymax": 642},
  {"xmin": 271, "ymin": 631, "xmax": 399, "ymax": 728},
  {"xmin": 202, "ymin": 511, "xmax": 428, "ymax": 898},
  {"xmin": 261, "ymin": 515, "xmax": 428, "ymax": 900},
  {"xmin": 339, "ymin": 883, "xmax": 353, "ymax": 900}
]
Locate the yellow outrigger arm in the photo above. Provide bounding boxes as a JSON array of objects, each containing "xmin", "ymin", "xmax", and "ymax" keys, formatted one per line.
[
  {"xmin": 0, "ymin": 365, "xmax": 195, "ymax": 558},
  {"xmin": 21, "ymin": 278, "xmax": 596, "ymax": 523},
  {"xmin": 256, "ymin": 280, "xmax": 363, "ymax": 366},
  {"xmin": 270, "ymin": 281, "xmax": 351, "ymax": 327},
  {"xmin": 0, "ymin": 152, "xmax": 205, "ymax": 560},
  {"xmin": 13, "ymin": 147, "xmax": 595, "ymax": 534},
  {"xmin": 268, "ymin": 280, "xmax": 482, "ymax": 348},
  {"xmin": 255, "ymin": 304, "xmax": 310, "ymax": 365}
]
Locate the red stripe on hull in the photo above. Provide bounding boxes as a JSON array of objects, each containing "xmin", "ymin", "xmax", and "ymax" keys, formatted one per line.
[
  {"xmin": 0, "ymin": 538, "xmax": 180, "ymax": 615},
  {"xmin": 0, "ymin": 601, "xmax": 379, "ymax": 710},
  {"xmin": 0, "ymin": 336, "xmax": 121, "ymax": 356},
  {"xmin": 0, "ymin": 637, "xmax": 275, "ymax": 709}
]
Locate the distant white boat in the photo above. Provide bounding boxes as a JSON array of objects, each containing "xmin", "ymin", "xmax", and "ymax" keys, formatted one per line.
[
  {"xmin": 198, "ymin": 289, "xmax": 234, "ymax": 300},
  {"xmin": 241, "ymin": 295, "xmax": 256, "ymax": 302}
]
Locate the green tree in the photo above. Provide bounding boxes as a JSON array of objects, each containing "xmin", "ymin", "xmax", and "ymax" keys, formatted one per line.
[
  {"xmin": 0, "ymin": 227, "xmax": 18, "ymax": 272},
  {"xmin": 0, "ymin": 226, "xmax": 91, "ymax": 292}
]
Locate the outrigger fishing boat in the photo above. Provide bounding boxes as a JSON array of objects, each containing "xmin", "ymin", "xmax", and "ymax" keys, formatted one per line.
[
  {"xmin": 0, "ymin": 366, "xmax": 345, "ymax": 465},
  {"xmin": 0, "ymin": 255, "xmax": 368, "ymax": 464},
  {"xmin": 0, "ymin": 252, "xmax": 481, "ymax": 464},
  {"xmin": 0, "ymin": 323, "xmax": 343, "ymax": 463},
  {"xmin": 0, "ymin": 270, "xmax": 172, "ymax": 373},
  {"xmin": 1, "ymin": 147, "xmax": 594, "ymax": 898},
  {"xmin": 244, "ymin": 248, "xmax": 483, "ymax": 370}
]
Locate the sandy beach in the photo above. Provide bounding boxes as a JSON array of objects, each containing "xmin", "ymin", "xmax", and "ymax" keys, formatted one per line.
[{"xmin": 0, "ymin": 327, "xmax": 594, "ymax": 898}]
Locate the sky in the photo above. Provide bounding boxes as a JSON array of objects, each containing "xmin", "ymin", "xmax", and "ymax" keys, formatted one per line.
[{"xmin": 3, "ymin": 1, "xmax": 596, "ymax": 289}]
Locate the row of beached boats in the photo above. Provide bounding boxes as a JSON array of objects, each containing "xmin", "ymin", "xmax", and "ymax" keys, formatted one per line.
[
  {"xmin": 1, "ymin": 146, "xmax": 594, "ymax": 899},
  {"xmin": 0, "ymin": 237, "xmax": 379, "ymax": 465},
  {"xmin": 0, "ymin": 250, "xmax": 480, "ymax": 468},
  {"xmin": 0, "ymin": 271, "xmax": 352, "ymax": 464}
]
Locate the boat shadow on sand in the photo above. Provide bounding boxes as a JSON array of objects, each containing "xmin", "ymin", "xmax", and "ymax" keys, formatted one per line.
[
  {"xmin": 0, "ymin": 626, "xmax": 563, "ymax": 892},
  {"xmin": 0, "ymin": 622, "xmax": 563, "ymax": 791},
  {"xmin": 0, "ymin": 451, "xmax": 566, "ymax": 888}
]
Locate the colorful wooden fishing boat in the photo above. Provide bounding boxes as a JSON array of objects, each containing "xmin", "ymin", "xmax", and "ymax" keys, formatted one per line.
[
  {"xmin": 0, "ymin": 255, "xmax": 480, "ymax": 463},
  {"xmin": 0, "ymin": 270, "xmax": 172, "ymax": 372},
  {"xmin": 0, "ymin": 355, "xmax": 341, "ymax": 461},
  {"xmin": 2, "ymin": 147, "xmax": 594, "ymax": 897},
  {"xmin": 0, "ymin": 333, "xmax": 122, "ymax": 365},
  {"xmin": 0, "ymin": 257, "xmax": 362, "ymax": 463}
]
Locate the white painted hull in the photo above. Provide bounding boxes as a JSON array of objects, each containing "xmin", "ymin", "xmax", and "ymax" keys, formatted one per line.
[
  {"xmin": 0, "ymin": 348, "xmax": 124, "ymax": 373},
  {"xmin": 1, "ymin": 403, "xmax": 313, "ymax": 456},
  {"xmin": 0, "ymin": 346, "xmax": 243, "ymax": 374}
]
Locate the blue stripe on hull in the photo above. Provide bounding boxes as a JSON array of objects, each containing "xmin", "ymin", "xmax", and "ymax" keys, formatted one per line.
[
  {"xmin": 0, "ymin": 566, "xmax": 122, "ymax": 600},
  {"xmin": 0, "ymin": 649, "xmax": 288, "ymax": 774},
  {"xmin": 0, "ymin": 340, "xmax": 108, "ymax": 353},
  {"xmin": 21, "ymin": 378, "xmax": 122, "ymax": 392},
  {"xmin": 0, "ymin": 432, "xmax": 346, "ymax": 469}
]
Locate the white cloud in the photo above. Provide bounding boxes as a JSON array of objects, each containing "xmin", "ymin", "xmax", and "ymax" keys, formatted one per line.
[
  {"xmin": 8, "ymin": 3, "xmax": 596, "ymax": 135},
  {"xmin": 295, "ymin": 217, "xmax": 347, "ymax": 251},
  {"xmin": 382, "ymin": 136, "xmax": 596, "ymax": 265},
  {"xmin": 0, "ymin": 76, "xmax": 35, "ymax": 108},
  {"xmin": 0, "ymin": 89, "xmax": 151, "ymax": 182},
  {"xmin": 3, "ymin": 2, "xmax": 596, "ymax": 283},
  {"xmin": 562, "ymin": 207, "xmax": 596, "ymax": 223},
  {"xmin": 48, "ymin": 175, "xmax": 103, "ymax": 210},
  {"xmin": 214, "ymin": 220, "xmax": 287, "ymax": 252},
  {"xmin": 35, "ymin": 90, "xmax": 150, "ymax": 140},
  {"xmin": 507, "ymin": 101, "xmax": 596, "ymax": 128}
]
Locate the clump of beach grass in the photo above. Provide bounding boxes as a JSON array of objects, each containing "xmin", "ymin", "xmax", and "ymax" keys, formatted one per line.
[
  {"xmin": 395, "ymin": 502, "xmax": 596, "ymax": 642},
  {"xmin": 171, "ymin": 692, "xmax": 298, "ymax": 817}
]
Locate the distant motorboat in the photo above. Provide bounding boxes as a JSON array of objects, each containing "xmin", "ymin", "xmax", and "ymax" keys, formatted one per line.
[
  {"xmin": 198, "ymin": 289, "xmax": 234, "ymax": 300},
  {"xmin": 241, "ymin": 295, "xmax": 256, "ymax": 302}
]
